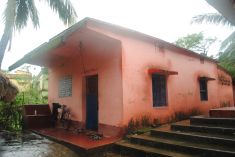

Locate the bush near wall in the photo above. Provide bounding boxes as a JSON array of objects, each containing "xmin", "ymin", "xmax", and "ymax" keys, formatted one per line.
[{"xmin": 0, "ymin": 86, "xmax": 48, "ymax": 132}]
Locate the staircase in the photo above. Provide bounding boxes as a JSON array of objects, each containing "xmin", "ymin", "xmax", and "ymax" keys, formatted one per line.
[{"xmin": 114, "ymin": 108, "xmax": 235, "ymax": 157}]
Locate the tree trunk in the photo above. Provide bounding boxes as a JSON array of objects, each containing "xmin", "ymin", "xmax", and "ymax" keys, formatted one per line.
[{"xmin": 0, "ymin": 33, "xmax": 10, "ymax": 70}]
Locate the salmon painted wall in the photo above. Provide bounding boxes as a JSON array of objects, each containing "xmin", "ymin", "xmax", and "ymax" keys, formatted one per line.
[
  {"xmin": 217, "ymin": 68, "xmax": 234, "ymax": 107},
  {"xmin": 48, "ymin": 29, "xmax": 123, "ymax": 127},
  {"xmin": 120, "ymin": 38, "xmax": 233, "ymax": 124},
  {"xmin": 86, "ymin": 21, "xmax": 234, "ymax": 125}
]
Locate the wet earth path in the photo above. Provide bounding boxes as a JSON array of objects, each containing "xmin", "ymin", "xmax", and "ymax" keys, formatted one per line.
[{"xmin": 0, "ymin": 130, "xmax": 79, "ymax": 157}]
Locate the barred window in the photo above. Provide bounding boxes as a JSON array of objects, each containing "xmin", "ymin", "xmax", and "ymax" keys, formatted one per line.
[{"xmin": 59, "ymin": 76, "xmax": 72, "ymax": 97}]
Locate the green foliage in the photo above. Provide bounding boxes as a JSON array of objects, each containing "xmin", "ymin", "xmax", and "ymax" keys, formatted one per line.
[
  {"xmin": 15, "ymin": 85, "xmax": 47, "ymax": 105},
  {"xmin": 0, "ymin": 101, "xmax": 22, "ymax": 132},
  {"xmin": 175, "ymin": 32, "xmax": 217, "ymax": 55},
  {"xmin": 191, "ymin": 12, "xmax": 235, "ymax": 77},
  {"xmin": 218, "ymin": 50, "xmax": 235, "ymax": 79},
  {"xmin": 0, "ymin": 83, "xmax": 47, "ymax": 132},
  {"xmin": 126, "ymin": 114, "xmax": 158, "ymax": 135},
  {"xmin": 175, "ymin": 32, "xmax": 203, "ymax": 50}
]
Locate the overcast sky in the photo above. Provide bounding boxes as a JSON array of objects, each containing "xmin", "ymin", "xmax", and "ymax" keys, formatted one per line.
[{"xmin": 0, "ymin": 0, "xmax": 234, "ymax": 74}]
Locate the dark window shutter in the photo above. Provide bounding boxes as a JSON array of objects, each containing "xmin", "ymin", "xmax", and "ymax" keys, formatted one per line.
[
  {"xmin": 199, "ymin": 79, "xmax": 208, "ymax": 101},
  {"xmin": 152, "ymin": 74, "xmax": 167, "ymax": 107}
]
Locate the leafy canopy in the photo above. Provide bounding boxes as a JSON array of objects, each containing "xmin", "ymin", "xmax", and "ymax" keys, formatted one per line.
[
  {"xmin": 175, "ymin": 32, "xmax": 217, "ymax": 56},
  {"xmin": 191, "ymin": 13, "xmax": 235, "ymax": 79}
]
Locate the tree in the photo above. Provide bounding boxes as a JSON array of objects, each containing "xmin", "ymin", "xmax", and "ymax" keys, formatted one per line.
[
  {"xmin": 175, "ymin": 32, "xmax": 217, "ymax": 56},
  {"xmin": 191, "ymin": 13, "xmax": 235, "ymax": 78},
  {"xmin": 0, "ymin": 0, "xmax": 77, "ymax": 69}
]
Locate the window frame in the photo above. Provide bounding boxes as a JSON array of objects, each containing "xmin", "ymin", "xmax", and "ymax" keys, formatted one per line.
[
  {"xmin": 199, "ymin": 78, "xmax": 208, "ymax": 101},
  {"xmin": 58, "ymin": 75, "xmax": 72, "ymax": 98},
  {"xmin": 152, "ymin": 73, "xmax": 168, "ymax": 107}
]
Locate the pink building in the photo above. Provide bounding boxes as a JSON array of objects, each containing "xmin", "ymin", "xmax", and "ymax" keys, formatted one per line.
[{"xmin": 9, "ymin": 18, "xmax": 234, "ymax": 137}]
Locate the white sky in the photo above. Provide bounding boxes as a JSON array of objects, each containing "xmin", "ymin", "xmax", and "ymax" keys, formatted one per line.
[{"xmin": 0, "ymin": 0, "xmax": 234, "ymax": 74}]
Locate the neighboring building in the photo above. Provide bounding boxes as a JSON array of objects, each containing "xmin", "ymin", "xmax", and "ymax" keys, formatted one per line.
[
  {"xmin": 6, "ymin": 70, "xmax": 32, "ymax": 92},
  {"xmin": 9, "ymin": 18, "xmax": 234, "ymax": 136}
]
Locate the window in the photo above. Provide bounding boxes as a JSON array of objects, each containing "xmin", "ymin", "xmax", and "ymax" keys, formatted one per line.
[
  {"xmin": 199, "ymin": 78, "xmax": 208, "ymax": 101},
  {"xmin": 152, "ymin": 74, "xmax": 167, "ymax": 107},
  {"xmin": 59, "ymin": 76, "xmax": 72, "ymax": 97}
]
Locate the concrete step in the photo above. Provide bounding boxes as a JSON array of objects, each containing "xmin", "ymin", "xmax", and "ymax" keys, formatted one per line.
[
  {"xmin": 130, "ymin": 134, "xmax": 235, "ymax": 157},
  {"xmin": 171, "ymin": 123, "xmax": 235, "ymax": 137},
  {"xmin": 190, "ymin": 116, "xmax": 235, "ymax": 128},
  {"xmin": 115, "ymin": 140, "xmax": 197, "ymax": 157},
  {"xmin": 151, "ymin": 128, "xmax": 235, "ymax": 148}
]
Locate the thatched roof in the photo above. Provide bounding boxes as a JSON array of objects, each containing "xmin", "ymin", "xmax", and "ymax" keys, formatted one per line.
[{"xmin": 0, "ymin": 72, "xmax": 18, "ymax": 102}]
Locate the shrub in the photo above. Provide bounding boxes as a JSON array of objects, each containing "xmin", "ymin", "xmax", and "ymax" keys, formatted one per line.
[
  {"xmin": 0, "ymin": 101, "xmax": 23, "ymax": 132},
  {"xmin": 126, "ymin": 114, "xmax": 154, "ymax": 134},
  {"xmin": 141, "ymin": 115, "xmax": 151, "ymax": 127},
  {"xmin": 127, "ymin": 118, "xmax": 136, "ymax": 134}
]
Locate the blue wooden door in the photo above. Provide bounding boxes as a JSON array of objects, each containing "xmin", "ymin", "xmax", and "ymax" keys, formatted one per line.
[{"xmin": 86, "ymin": 75, "xmax": 98, "ymax": 131}]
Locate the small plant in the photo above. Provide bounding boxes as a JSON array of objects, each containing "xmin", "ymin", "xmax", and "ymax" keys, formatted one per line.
[
  {"xmin": 220, "ymin": 101, "xmax": 231, "ymax": 108},
  {"xmin": 126, "ymin": 114, "xmax": 155, "ymax": 135},
  {"xmin": 141, "ymin": 115, "xmax": 151, "ymax": 127},
  {"xmin": 127, "ymin": 118, "xmax": 136, "ymax": 134},
  {"xmin": 134, "ymin": 118, "xmax": 140, "ymax": 129},
  {"xmin": 152, "ymin": 118, "xmax": 160, "ymax": 127}
]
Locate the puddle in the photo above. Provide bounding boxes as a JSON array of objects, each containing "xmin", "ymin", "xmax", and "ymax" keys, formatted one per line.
[{"xmin": 0, "ymin": 130, "xmax": 79, "ymax": 157}]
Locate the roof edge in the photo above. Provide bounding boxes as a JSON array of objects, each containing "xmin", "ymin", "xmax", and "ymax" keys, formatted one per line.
[
  {"xmin": 9, "ymin": 17, "xmax": 218, "ymax": 70},
  {"xmin": 8, "ymin": 18, "xmax": 88, "ymax": 71},
  {"xmin": 86, "ymin": 18, "xmax": 218, "ymax": 64}
]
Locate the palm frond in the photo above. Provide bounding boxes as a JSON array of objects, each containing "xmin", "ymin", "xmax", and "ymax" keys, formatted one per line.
[
  {"xmin": 191, "ymin": 13, "xmax": 233, "ymax": 28},
  {"xmin": 3, "ymin": 0, "xmax": 16, "ymax": 33},
  {"xmin": 220, "ymin": 31, "xmax": 235, "ymax": 50},
  {"xmin": 15, "ymin": 0, "xmax": 29, "ymax": 30},
  {"xmin": 15, "ymin": 0, "xmax": 39, "ymax": 30},
  {"xmin": 219, "ymin": 42, "xmax": 235, "ymax": 61},
  {"xmin": 27, "ymin": 0, "xmax": 39, "ymax": 28},
  {"xmin": 44, "ymin": 0, "xmax": 77, "ymax": 25},
  {"xmin": 2, "ymin": 0, "xmax": 17, "ymax": 50}
]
